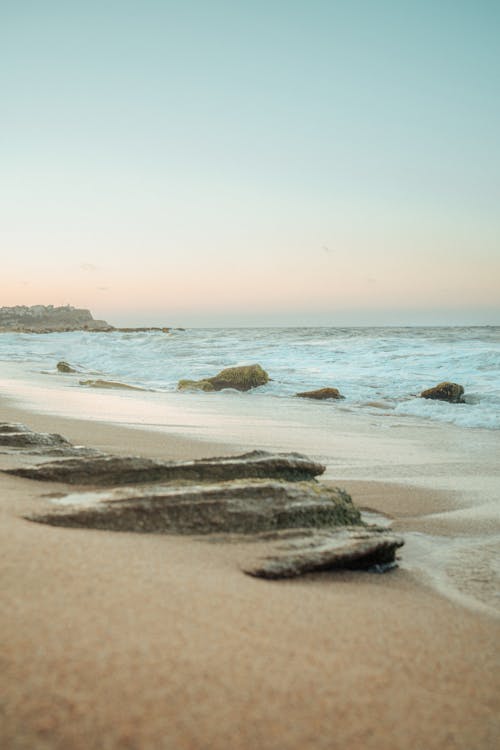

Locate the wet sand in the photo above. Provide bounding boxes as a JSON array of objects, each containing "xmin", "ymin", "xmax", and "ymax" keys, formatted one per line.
[{"xmin": 1, "ymin": 397, "xmax": 499, "ymax": 750}]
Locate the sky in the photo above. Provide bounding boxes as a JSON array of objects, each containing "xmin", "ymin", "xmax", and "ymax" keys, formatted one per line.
[{"xmin": 1, "ymin": 0, "xmax": 499, "ymax": 326}]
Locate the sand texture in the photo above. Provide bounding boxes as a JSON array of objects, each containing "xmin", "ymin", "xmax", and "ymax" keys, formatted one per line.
[{"xmin": 1, "ymin": 399, "xmax": 499, "ymax": 750}]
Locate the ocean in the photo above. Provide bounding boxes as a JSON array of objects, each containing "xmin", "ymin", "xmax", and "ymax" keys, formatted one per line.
[{"xmin": 1, "ymin": 326, "xmax": 499, "ymax": 431}]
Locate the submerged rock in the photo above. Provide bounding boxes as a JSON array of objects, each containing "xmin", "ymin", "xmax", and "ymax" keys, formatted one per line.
[
  {"xmin": 178, "ymin": 379, "xmax": 215, "ymax": 392},
  {"xmin": 5, "ymin": 450, "xmax": 326, "ymax": 486},
  {"xmin": 57, "ymin": 361, "xmax": 76, "ymax": 373},
  {"xmin": 243, "ymin": 528, "xmax": 404, "ymax": 579},
  {"xmin": 27, "ymin": 479, "xmax": 360, "ymax": 534},
  {"xmin": 420, "ymin": 382, "xmax": 465, "ymax": 403},
  {"xmin": 79, "ymin": 379, "xmax": 147, "ymax": 391},
  {"xmin": 178, "ymin": 364, "xmax": 269, "ymax": 392},
  {"xmin": 296, "ymin": 387, "xmax": 344, "ymax": 400}
]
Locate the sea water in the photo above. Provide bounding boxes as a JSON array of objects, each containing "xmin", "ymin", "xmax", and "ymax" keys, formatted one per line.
[{"xmin": 0, "ymin": 326, "xmax": 499, "ymax": 431}]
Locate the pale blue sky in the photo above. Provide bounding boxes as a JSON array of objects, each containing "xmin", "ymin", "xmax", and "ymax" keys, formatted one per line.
[{"xmin": 1, "ymin": 1, "xmax": 499, "ymax": 325}]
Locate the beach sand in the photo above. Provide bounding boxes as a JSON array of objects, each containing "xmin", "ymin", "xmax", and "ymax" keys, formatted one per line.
[{"xmin": 1, "ymin": 397, "xmax": 499, "ymax": 750}]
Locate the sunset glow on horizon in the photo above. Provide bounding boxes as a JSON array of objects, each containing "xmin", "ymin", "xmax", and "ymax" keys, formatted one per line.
[{"xmin": 1, "ymin": 2, "xmax": 499, "ymax": 326}]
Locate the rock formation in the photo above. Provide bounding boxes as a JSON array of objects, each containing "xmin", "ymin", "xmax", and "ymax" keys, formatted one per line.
[
  {"xmin": 0, "ymin": 430, "xmax": 70, "ymax": 448},
  {"xmin": 27, "ymin": 480, "xmax": 361, "ymax": 534},
  {"xmin": 243, "ymin": 528, "xmax": 404, "ymax": 579},
  {"xmin": 5, "ymin": 450, "xmax": 325, "ymax": 485},
  {"xmin": 3, "ymin": 423, "xmax": 404, "ymax": 579},
  {"xmin": 296, "ymin": 387, "xmax": 344, "ymax": 400},
  {"xmin": 178, "ymin": 364, "xmax": 269, "ymax": 392},
  {"xmin": 0, "ymin": 423, "xmax": 100, "ymax": 457},
  {"xmin": 0, "ymin": 305, "xmax": 174, "ymax": 334},
  {"xmin": 57, "ymin": 361, "xmax": 77, "ymax": 373},
  {"xmin": 420, "ymin": 382, "xmax": 465, "ymax": 403}
]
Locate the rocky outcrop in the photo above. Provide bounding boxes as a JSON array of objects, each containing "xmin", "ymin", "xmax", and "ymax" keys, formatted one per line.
[
  {"xmin": 0, "ymin": 305, "xmax": 112, "ymax": 332},
  {"xmin": 5, "ymin": 450, "xmax": 326, "ymax": 485},
  {"xmin": 27, "ymin": 480, "xmax": 361, "ymax": 534},
  {"xmin": 0, "ymin": 423, "xmax": 100, "ymax": 457},
  {"xmin": 4, "ymin": 422, "xmax": 404, "ymax": 578},
  {"xmin": 57, "ymin": 361, "xmax": 77, "ymax": 373},
  {"xmin": 0, "ymin": 430, "xmax": 70, "ymax": 448},
  {"xmin": 420, "ymin": 382, "xmax": 465, "ymax": 403},
  {"xmin": 0, "ymin": 422, "xmax": 31, "ymax": 434},
  {"xmin": 178, "ymin": 364, "xmax": 269, "ymax": 392},
  {"xmin": 243, "ymin": 528, "xmax": 404, "ymax": 579},
  {"xmin": 79, "ymin": 379, "xmax": 147, "ymax": 391},
  {"xmin": 296, "ymin": 387, "xmax": 344, "ymax": 400}
]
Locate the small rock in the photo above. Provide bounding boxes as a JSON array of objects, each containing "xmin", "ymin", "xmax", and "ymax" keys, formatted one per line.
[
  {"xmin": 178, "ymin": 364, "xmax": 269, "ymax": 392},
  {"xmin": 57, "ymin": 361, "xmax": 76, "ymax": 373},
  {"xmin": 296, "ymin": 387, "xmax": 344, "ymax": 400},
  {"xmin": 420, "ymin": 382, "xmax": 465, "ymax": 403},
  {"xmin": 5, "ymin": 450, "xmax": 326, "ymax": 485},
  {"xmin": 243, "ymin": 528, "xmax": 404, "ymax": 579}
]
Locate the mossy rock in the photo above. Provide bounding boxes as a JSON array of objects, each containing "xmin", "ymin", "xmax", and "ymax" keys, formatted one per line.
[
  {"xmin": 57, "ymin": 361, "xmax": 76, "ymax": 373},
  {"xmin": 178, "ymin": 379, "xmax": 215, "ymax": 392},
  {"xmin": 178, "ymin": 364, "xmax": 269, "ymax": 392},
  {"xmin": 420, "ymin": 382, "xmax": 465, "ymax": 403},
  {"xmin": 296, "ymin": 387, "xmax": 344, "ymax": 400}
]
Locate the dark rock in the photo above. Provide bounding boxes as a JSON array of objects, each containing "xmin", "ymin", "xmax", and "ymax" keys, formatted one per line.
[
  {"xmin": 178, "ymin": 364, "xmax": 269, "ymax": 392},
  {"xmin": 26, "ymin": 480, "xmax": 361, "ymax": 534},
  {"xmin": 79, "ymin": 379, "xmax": 147, "ymax": 391},
  {"xmin": 57, "ymin": 361, "xmax": 76, "ymax": 373},
  {"xmin": 420, "ymin": 382, "xmax": 465, "ymax": 403},
  {"xmin": 243, "ymin": 528, "xmax": 404, "ymax": 579},
  {"xmin": 0, "ymin": 431, "xmax": 70, "ymax": 448},
  {"xmin": 296, "ymin": 387, "xmax": 344, "ymax": 400},
  {"xmin": 5, "ymin": 450, "xmax": 325, "ymax": 486},
  {"xmin": 0, "ymin": 423, "xmax": 32, "ymax": 434}
]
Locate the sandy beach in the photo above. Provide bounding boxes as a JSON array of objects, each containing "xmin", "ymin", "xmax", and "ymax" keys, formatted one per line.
[{"xmin": 1, "ymin": 389, "xmax": 499, "ymax": 750}]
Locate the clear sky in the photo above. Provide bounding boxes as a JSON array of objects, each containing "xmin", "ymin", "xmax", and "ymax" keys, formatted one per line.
[{"xmin": 1, "ymin": 1, "xmax": 499, "ymax": 326}]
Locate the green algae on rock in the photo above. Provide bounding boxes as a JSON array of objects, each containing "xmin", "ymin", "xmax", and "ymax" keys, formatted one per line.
[
  {"xmin": 296, "ymin": 387, "xmax": 344, "ymax": 400},
  {"xmin": 57, "ymin": 361, "xmax": 77, "ymax": 373},
  {"xmin": 420, "ymin": 382, "xmax": 465, "ymax": 403},
  {"xmin": 178, "ymin": 364, "xmax": 269, "ymax": 392}
]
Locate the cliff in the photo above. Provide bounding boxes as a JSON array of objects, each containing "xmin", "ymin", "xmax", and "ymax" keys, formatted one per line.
[{"xmin": 0, "ymin": 305, "xmax": 113, "ymax": 333}]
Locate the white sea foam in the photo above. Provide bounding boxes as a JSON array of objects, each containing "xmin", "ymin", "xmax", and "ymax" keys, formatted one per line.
[{"xmin": 0, "ymin": 326, "xmax": 499, "ymax": 431}]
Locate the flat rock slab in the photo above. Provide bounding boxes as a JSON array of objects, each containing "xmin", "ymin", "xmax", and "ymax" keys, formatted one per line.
[
  {"xmin": 0, "ymin": 431, "xmax": 70, "ymax": 448},
  {"xmin": 6, "ymin": 450, "xmax": 325, "ymax": 486},
  {"xmin": 0, "ymin": 424, "xmax": 101, "ymax": 458},
  {"xmin": 243, "ymin": 528, "xmax": 404, "ymax": 578},
  {"xmin": 27, "ymin": 479, "xmax": 360, "ymax": 534},
  {"xmin": 0, "ymin": 422, "xmax": 34, "ymax": 434}
]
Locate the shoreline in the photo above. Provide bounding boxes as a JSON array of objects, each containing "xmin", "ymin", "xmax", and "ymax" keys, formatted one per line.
[
  {"xmin": 1, "ymin": 367, "xmax": 500, "ymax": 617},
  {"xmin": 1, "ymin": 380, "xmax": 500, "ymax": 748}
]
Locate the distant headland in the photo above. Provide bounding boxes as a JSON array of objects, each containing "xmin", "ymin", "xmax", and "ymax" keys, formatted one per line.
[{"xmin": 0, "ymin": 305, "xmax": 171, "ymax": 333}]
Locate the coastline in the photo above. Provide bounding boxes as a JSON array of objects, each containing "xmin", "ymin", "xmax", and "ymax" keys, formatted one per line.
[{"xmin": 1, "ymin": 376, "xmax": 500, "ymax": 748}]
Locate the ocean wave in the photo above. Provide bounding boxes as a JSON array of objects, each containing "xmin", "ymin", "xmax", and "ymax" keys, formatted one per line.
[{"xmin": 1, "ymin": 326, "xmax": 499, "ymax": 430}]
